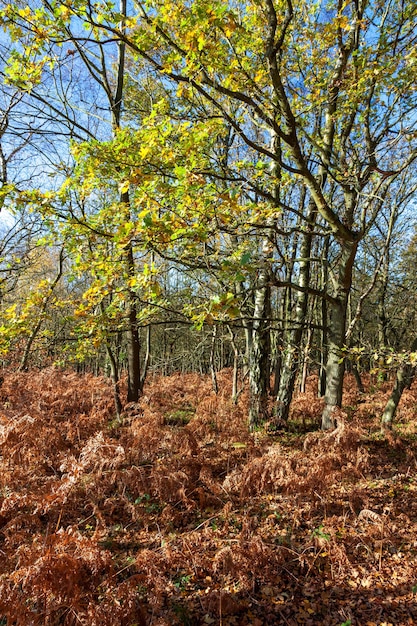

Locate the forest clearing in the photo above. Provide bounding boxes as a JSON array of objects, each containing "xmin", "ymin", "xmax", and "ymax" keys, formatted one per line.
[{"xmin": 0, "ymin": 367, "xmax": 417, "ymax": 625}]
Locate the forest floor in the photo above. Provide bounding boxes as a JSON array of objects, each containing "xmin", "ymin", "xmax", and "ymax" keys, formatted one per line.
[{"xmin": 0, "ymin": 368, "xmax": 417, "ymax": 625}]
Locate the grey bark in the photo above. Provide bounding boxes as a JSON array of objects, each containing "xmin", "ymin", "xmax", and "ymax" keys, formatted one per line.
[
  {"xmin": 300, "ymin": 325, "xmax": 313, "ymax": 394},
  {"xmin": 322, "ymin": 239, "xmax": 358, "ymax": 429},
  {"xmin": 318, "ymin": 237, "xmax": 330, "ymax": 397},
  {"xmin": 248, "ymin": 120, "xmax": 280, "ymax": 429},
  {"xmin": 248, "ymin": 264, "xmax": 272, "ymax": 429},
  {"xmin": 228, "ymin": 325, "xmax": 239, "ymax": 402},
  {"xmin": 381, "ymin": 336, "xmax": 417, "ymax": 429},
  {"xmin": 210, "ymin": 325, "xmax": 219, "ymax": 394},
  {"xmin": 104, "ymin": 341, "xmax": 123, "ymax": 420},
  {"xmin": 274, "ymin": 203, "xmax": 315, "ymax": 424},
  {"xmin": 139, "ymin": 323, "xmax": 151, "ymax": 394},
  {"xmin": 124, "ymin": 206, "xmax": 142, "ymax": 403}
]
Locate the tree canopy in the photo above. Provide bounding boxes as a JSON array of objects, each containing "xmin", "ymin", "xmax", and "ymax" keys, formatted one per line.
[{"xmin": 0, "ymin": 0, "xmax": 416, "ymax": 428}]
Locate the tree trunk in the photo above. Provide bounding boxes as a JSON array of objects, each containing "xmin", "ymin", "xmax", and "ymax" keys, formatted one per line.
[
  {"xmin": 124, "ymin": 235, "xmax": 141, "ymax": 403},
  {"xmin": 110, "ymin": 0, "xmax": 142, "ymax": 403},
  {"xmin": 248, "ymin": 266, "xmax": 271, "ymax": 430},
  {"xmin": 210, "ymin": 325, "xmax": 219, "ymax": 394},
  {"xmin": 139, "ymin": 323, "xmax": 151, "ymax": 394},
  {"xmin": 274, "ymin": 205, "xmax": 315, "ymax": 424},
  {"xmin": 322, "ymin": 239, "xmax": 358, "ymax": 429},
  {"xmin": 381, "ymin": 336, "xmax": 417, "ymax": 429},
  {"xmin": 272, "ymin": 328, "xmax": 283, "ymax": 398},
  {"xmin": 105, "ymin": 343, "xmax": 123, "ymax": 420},
  {"xmin": 227, "ymin": 325, "xmax": 240, "ymax": 403},
  {"xmin": 318, "ymin": 235, "xmax": 330, "ymax": 397},
  {"xmin": 352, "ymin": 362, "xmax": 365, "ymax": 394},
  {"xmin": 300, "ymin": 325, "xmax": 313, "ymax": 393},
  {"xmin": 376, "ymin": 267, "xmax": 389, "ymax": 382}
]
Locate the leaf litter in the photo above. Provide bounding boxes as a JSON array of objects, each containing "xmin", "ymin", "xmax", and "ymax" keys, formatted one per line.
[{"xmin": 0, "ymin": 368, "xmax": 416, "ymax": 625}]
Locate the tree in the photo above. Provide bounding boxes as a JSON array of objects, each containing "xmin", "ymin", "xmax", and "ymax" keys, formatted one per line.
[
  {"xmin": 0, "ymin": 0, "xmax": 152, "ymax": 402},
  {"xmin": 381, "ymin": 337, "xmax": 417, "ymax": 429},
  {"xmin": 1, "ymin": 0, "xmax": 417, "ymax": 430},
  {"xmin": 84, "ymin": 0, "xmax": 417, "ymax": 428},
  {"xmin": 379, "ymin": 224, "xmax": 417, "ymax": 428}
]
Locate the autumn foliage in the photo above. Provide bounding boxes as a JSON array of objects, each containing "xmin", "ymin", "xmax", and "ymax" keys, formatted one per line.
[{"xmin": 0, "ymin": 368, "xmax": 417, "ymax": 625}]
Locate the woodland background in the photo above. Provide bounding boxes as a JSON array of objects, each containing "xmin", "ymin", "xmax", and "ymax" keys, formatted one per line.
[{"xmin": 0, "ymin": 0, "xmax": 417, "ymax": 624}]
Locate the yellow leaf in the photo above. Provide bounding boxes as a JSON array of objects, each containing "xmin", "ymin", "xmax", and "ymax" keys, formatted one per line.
[
  {"xmin": 118, "ymin": 180, "xmax": 130, "ymax": 193},
  {"xmin": 125, "ymin": 17, "xmax": 137, "ymax": 28},
  {"xmin": 18, "ymin": 6, "xmax": 31, "ymax": 17},
  {"xmin": 338, "ymin": 15, "xmax": 350, "ymax": 30},
  {"xmin": 231, "ymin": 442, "xmax": 246, "ymax": 449}
]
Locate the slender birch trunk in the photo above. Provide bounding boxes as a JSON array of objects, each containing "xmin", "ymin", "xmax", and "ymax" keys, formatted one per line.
[{"xmin": 248, "ymin": 263, "xmax": 271, "ymax": 429}]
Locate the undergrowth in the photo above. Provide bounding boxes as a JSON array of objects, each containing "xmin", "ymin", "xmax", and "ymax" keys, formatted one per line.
[{"xmin": 0, "ymin": 368, "xmax": 417, "ymax": 625}]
